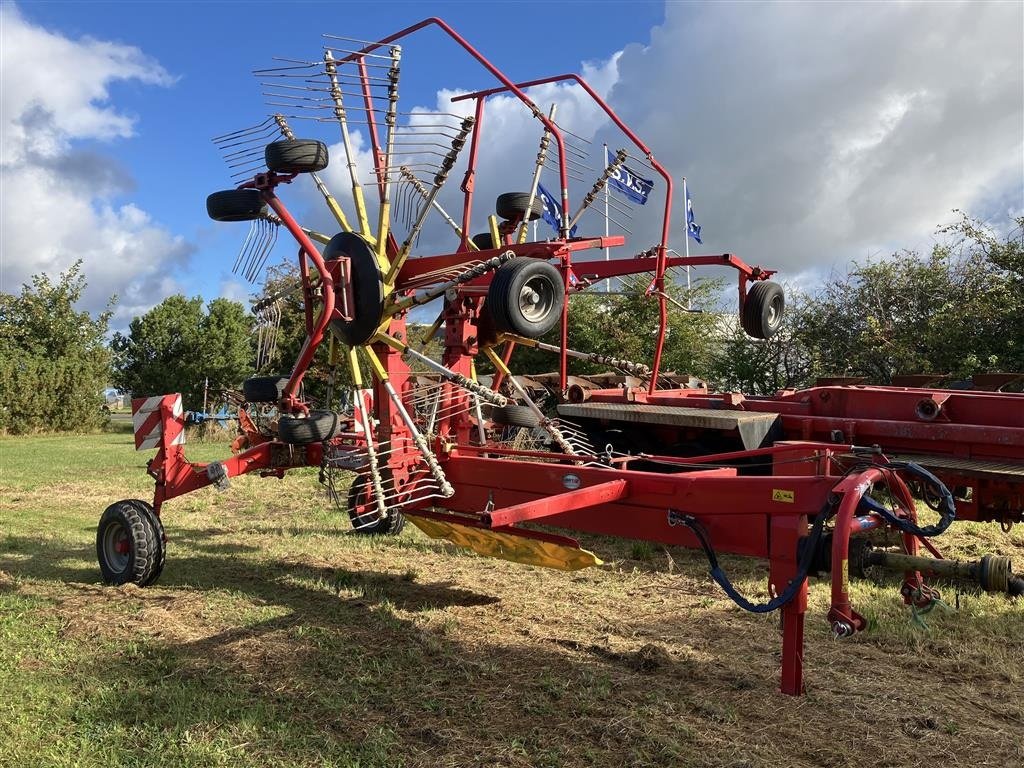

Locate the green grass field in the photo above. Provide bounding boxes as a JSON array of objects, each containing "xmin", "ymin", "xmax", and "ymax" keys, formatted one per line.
[{"xmin": 1, "ymin": 427, "xmax": 1022, "ymax": 767}]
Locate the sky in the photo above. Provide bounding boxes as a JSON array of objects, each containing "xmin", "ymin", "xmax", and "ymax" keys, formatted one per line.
[{"xmin": 2, "ymin": 0, "xmax": 1022, "ymax": 331}]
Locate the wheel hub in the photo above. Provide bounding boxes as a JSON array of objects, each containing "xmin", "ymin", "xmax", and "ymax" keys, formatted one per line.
[{"xmin": 325, "ymin": 232, "xmax": 386, "ymax": 345}]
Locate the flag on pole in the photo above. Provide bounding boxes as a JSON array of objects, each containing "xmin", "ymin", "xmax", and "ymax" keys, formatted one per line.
[
  {"xmin": 536, "ymin": 182, "xmax": 577, "ymax": 237},
  {"xmin": 608, "ymin": 161, "xmax": 654, "ymax": 205},
  {"xmin": 686, "ymin": 185, "xmax": 702, "ymax": 244}
]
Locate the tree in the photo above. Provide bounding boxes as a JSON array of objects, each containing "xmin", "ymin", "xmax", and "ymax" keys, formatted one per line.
[
  {"xmin": 794, "ymin": 214, "xmax": 1024, "ymax": 382},
  {"xmin": 0, "ymin": 261, "xmax": 112, "ymax": 433},
  {"xmin": 112, "ymin": 295, "xmax": 253, "ymax": 410},
  {"xmin": 498, "ymin": 275, "xmax": 724, "ymax": 378},
  {"xmin": 705, "ymin": 289, "xmax": 814, "ymax": 394}
]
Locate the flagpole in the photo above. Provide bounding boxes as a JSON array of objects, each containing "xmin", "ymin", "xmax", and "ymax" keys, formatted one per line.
[
  {"xmin": 603, "ymin": 143, "xmax": 610, "ymax": 292},
  {"xmin": 683, "ymin": 176, "xmax": 692, "ymax": 309}
]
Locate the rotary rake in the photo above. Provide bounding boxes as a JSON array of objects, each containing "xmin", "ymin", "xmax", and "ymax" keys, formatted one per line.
[{"xmin": 98, "ymin": 18, "xmax": 1022, "ymax": 696}]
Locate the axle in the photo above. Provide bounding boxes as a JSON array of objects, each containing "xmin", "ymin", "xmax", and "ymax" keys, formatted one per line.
[{"xmin": 854, "ymin": 544, "xmax": 1024, "ymax": 598}]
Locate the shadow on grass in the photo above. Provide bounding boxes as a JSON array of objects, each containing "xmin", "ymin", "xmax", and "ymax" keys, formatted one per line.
[
  {"xmin": 0, "ymin": 526, "xmax": 742, "ymax": 767},
  {"xmin": 4, "ymin": 527, "xmax": 1020, "ymax": 768}
]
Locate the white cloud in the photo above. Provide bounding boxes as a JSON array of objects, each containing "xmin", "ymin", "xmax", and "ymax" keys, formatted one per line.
[
  {"xmin": 601, "ymin": 1, "xmax": 1024, "ymax": 281},
  {"xmin": 242, "ymin": 2, "xmax": 1022, "ymax": 314},
  {"xmin": 283, "ymin": 49, "xmax": 624, "ymax": 261},
  {"xmin": 0, "ymin": 3, "xmax": 191, "ymax": 325}
]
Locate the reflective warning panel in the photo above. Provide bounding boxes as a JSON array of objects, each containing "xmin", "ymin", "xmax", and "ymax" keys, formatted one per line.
[{"xmin": 131, "ymin": 394, "xmax": 185, "ymax": 451}]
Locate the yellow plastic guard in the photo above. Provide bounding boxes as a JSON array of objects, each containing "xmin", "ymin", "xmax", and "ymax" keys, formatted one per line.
[{"xmin": 406, "ymin": 514, "xmax": 602, "ymax": 571}]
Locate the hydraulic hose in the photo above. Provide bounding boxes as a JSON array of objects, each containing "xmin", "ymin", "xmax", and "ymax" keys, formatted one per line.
[
  {"xmin": 671, "ymin": 500, "xmax": 836, "ymax": 614},
  {"xmin": 857, "ymin": 461, "xmax": 956, "ymax": 538}
]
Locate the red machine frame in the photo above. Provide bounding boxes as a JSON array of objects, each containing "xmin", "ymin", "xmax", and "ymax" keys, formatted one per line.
[{"xmin": 128, "ymin": 18, "xmax": 1021, "ymax": 697}]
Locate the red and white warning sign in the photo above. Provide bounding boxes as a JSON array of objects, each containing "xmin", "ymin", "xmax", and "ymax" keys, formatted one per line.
[{"xmin": 131, "ymin": 394, "xmax": 185, "ymax": 451}]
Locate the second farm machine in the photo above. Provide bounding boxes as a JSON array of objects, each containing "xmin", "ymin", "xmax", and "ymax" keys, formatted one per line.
[{"xmin": 100, "ymin": 19, "xmax": 1023, "ymax": 695}]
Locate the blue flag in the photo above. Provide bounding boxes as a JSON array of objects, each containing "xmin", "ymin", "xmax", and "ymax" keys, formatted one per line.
[
  {"xmin": 536, "ymin": 182, "xmax": 577, "ymax": 238},
  {"xmin": 607, "ymin": 154, "xmax": 654, "ymax": 205},
  {"xmin": 686, "ymin": 186, "xmax": 702, "ymax": 244}
]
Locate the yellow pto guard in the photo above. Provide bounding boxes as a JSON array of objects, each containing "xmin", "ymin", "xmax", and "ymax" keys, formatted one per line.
[{"xmin": 405, "ymin": 514, "xmax": 602, "ymax": 571}]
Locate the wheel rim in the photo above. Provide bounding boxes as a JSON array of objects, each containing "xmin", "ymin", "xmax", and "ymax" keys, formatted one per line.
[
  {"xmin": 519, "ymin": 275, "xmax": 556, "ymax": 323},
  {"xmin": 766, "ymin": 295, "xmax": 783, "ymax": 329},
  {"xmin": 103, "ymin": 522, "xmax": 130, "ymax": 573}
]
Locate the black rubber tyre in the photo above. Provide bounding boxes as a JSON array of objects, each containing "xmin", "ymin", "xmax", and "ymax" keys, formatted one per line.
[
  {"xmin": 740, "ymin": 280, "xmax": 785, "ymax": 339},
  {"xmin": 491, "ymin": 404, "xmax": 541, "ymax": 429},
  {"xmin": 125, "ymin": 499, "xmax": 166, "ymax": 587},
  {"xmin": 487, "ymin": 259, "xmax": 564, "ymax": 338},
  {"xmin": 265, "ymin": 139, "xmax": 329, "ymax": 174},
  {"xmin": 278, "ymin": 410, "xmax": 342, "ymax": 444},
  {"xmin": 496, "ymin": 192, "xmax": 543, "ymax": 222},
  {"xmin": 347, "ymin": 473, "xmax": 405, "ymax": 535},
  {"xmin": 206, "ymin": 189, "xmax": 267, "ymax": 222},
  {"xmin": 471, "ymin": 232, "xmax": 497, "ymax": 250},
  {"xmin": 243, "ymin": 375, "xmax": 290, "ymax": 403},
  {"xmin": 97, "ymin": 499, "xmax": 163, "ymax": 586},
  {"xmin": 324, "ymin": 232, "xmax": 385, "ymax": 346}
]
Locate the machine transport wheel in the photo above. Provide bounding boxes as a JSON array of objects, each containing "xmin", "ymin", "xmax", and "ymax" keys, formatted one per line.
[
  {"xmin": 97, "ymin": 499, "xmax": 165, "ymax": 586},
  {"xmin": 490, "ymin": 404, "xmax": 541, "ymax": 429},
  {"xmin": 278, "ymin": 410, "xmax": 342, "ymax": 444},
  {"xmin": 741, "ymin": 280, "xmax": 785, "ymax": 339},
  {"xmin": 264, "ymin": 139, "xmax": 329, "ymax": 174},
  {"xmin": 471, "ymin": 232, "xmax": 497, "ymax": 250},
  {"xmin": 243, "ymin": 375, "xmax": 290, "ymax": 403},
  {"xmin": 495, "ymin": 192, "xmax": 544, "ymax": 222},
  {"xmin": 347, "ymin": 473, "xmax": 406, "ymax": 535},
  {"xmin": 487, "ymin": 259, "xmax": 564, "ymax": 338},
  {"xmin": 206, "ymin": 189, "xmax": 267, "ymax": 222},
  {"xmin": 324, "ymin": 232, "xmax": 386, "ymax": 346}
]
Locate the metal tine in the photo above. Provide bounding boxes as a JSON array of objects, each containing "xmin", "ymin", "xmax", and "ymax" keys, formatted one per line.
[
  {"xmin": 550, "ymin": 152, "xmax": 594, "ymax": 171},
  {"xmin": 225, "ymin": 153, "xmax": 265, "ymax": 170},
  {"xmin": 561, "ymin": 140, "xmax": 591, "ymax": 163},
  {"xmin": 542, "ymin": 156, "xmax": 593, "ymax": 176},
  {"xmin": 318, "ymin": 42, "xmax": 397, "ymax": 61},
  {"xmin": 394, "ymin": 119, "xmax": 464, "ymax": 131},
  {"xmin": 622, "ymin": 149, "xmax": 658, "ymax": 174},
  {"xmin": 391, "ymin": 133, "xmax": 462, "ymax": 144},
  {"xmin": 323, "ymin": 52, "xmax": 394, "ymax": 71},
  {"xmin": 233, "ymin": 222, "xmax": 259, "ymax": 276},
  {"xmin": 261, "ymin": 83, "xmax": 390, "ymax": 101},
  {"xmin": 261, "ymin": 82, "xmax": 390, "ymax": 99},
  {"xmin": 263, "ymin": 101, "xmax": 387, "ymax": 117},
  {"xmin": 568, "ymin": 148, "xmax": 627, "ymax": 230},
  {"xmin": 242, "ymin": 219, "xmax": 265, "ymax": 282},
  {"xmin": 246, "ymin": 219, "xmax": 279, "ymax": 282},
  {"xmin": 247, "ymin": 220, "xmax": 270, "ymax": 280},
  {"xmin": 553, "ymin": 122, "xmax": 593, "ymax": 146},
  {"xmin": 604, "ymin": 213, "xmax": 633, "ymax": 235},
  {"xmin": 211, "ymin": 115, "xmax": 277, "ymax": 142},
  {"xmin": 253, "ymin": 58, "xmax": 322, "ymax": 72},
  {"xmin": 321, "ymin": 32, "xmax": 401, "ymax": 49},
  {"xmin": 213, "ymin": 125, "xmax": 279, "ymax": 152},
  {"xmin": 222, "ymin": 144, "xmax": 267, "ymax": 162},
  {"xmin": 606, "ymin": 194, "xmax": 635, "ymax": 217}
]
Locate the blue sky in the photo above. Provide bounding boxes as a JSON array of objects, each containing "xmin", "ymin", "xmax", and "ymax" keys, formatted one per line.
[{"xmin": 3, "ymin": 1, "xmax": 1022, "ymax": 330}]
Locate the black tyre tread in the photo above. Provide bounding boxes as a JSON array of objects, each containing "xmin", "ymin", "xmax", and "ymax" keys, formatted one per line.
[
  {"xmin": 487, "ymin": 258, "xmax": 564, "ymax": 338},
  {"xmin": 243, "ymin": 375, "xmax": 290, "ymax": 403},
  {"xmin": 265, "ymin": 139, "xmax": 329, "ymax": 174},
  {"xmin": 324, "ymin": 232, "xmax": 384, "ymax": 346},
  {"xmin": 96, "ymin": 500, "xmax": 160, "ymax": 586},
  {"xmin": 471, "ymin": 232, "xmax": 496, "ymax": 250},
  {"xmin": 486, "ymin": 257, "xmax": 531, "ymax": 334},
  {"xmin": 126, "ymin": 499, "xmax": 166, "ymax": 587},
  {"xmin": 278, "ymin": 410, "xmax": 342, "ymax": 444},
  {"xmin": 741, "ymin": 280, "xmax": 785, "ymax": 340},
  {"xmin": 496, "ymin": 192, "xmax": 544, "ymax": 222},
  {"xmin": 491, "ymin": 404, "xmax": 541, "ymax": 428},
  {"xmin": 206, "ymin": 189, "xmax": 266, "ymax": 222},
  {"xmin": 347, "ymin": 475, "xmax": 406, "ymax": 535}
]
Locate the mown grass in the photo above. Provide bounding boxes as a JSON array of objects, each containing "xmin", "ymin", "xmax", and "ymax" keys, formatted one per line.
[{"xmin": 0, "ymin": 428, "xmax": 1022, "ymax": 768}]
